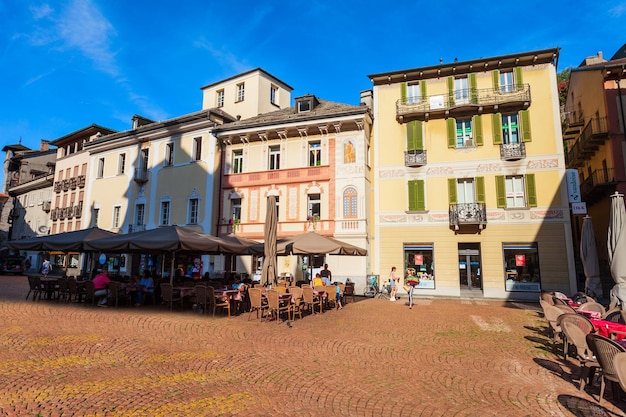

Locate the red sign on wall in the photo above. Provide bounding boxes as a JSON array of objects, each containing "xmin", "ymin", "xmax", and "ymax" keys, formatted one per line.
[
  {"xmin": 414, "ymin": 254, "xmax": 423, "ymax": 265},
  {"xmin": 515, "ymin": 255, "xmax": 526, "ymax": 267}
]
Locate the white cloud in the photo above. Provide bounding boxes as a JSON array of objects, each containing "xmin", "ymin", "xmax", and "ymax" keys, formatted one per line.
[
  {"xmin": 30, "ymin": 4, "xmax": 53, "ymax": 20},
  {"xmin": 608, "ymin": 3, "xmax": 626, "ymax": 17},
  {"xmin": 23, "ymin": 69, "xmax": 56, "ymax": 87},
  {"xmin": 193, "ymin": 38, "xmax": 249, "ymax": 74}
]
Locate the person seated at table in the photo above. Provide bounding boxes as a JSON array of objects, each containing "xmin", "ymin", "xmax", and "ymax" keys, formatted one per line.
[
  {"xmin": 312, "ymin": 273, "xmax": 325, "ymax": 287},
  {"xmin": 93, "ymin": 268, "xmax": 111, "ymax": 307},
  {"xmin": 131, "ymin": 270, "xmax": 155, "ymax": 307}
]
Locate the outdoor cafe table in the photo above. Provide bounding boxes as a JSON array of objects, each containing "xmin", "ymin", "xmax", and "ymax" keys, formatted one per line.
[
  {"xmin": 589, "ymin": 318, "xmax": 626, "ymax": 340},
  {"xmin": 173, "ymin": 286, "xmax": 196, "ymax": 298},
  {"xmin": 40, "ymin": 277, "xmax": 59, "ymax": 300}
]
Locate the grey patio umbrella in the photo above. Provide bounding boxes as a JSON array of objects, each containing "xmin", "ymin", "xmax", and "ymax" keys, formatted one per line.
[
  {"xmin": 580, "ymin": 216, "xmax": 602, "ymax": 298},
  {"xmin": 608, "ymin": 192, "xmax": 626, "ymax": 309},
  {"xmin": 8, "ymin": 227, "xmax": 116, "ymax": 252},
  {"xmin": 261, "ymin": 195, "xmax": 277, "ymax": 287}
]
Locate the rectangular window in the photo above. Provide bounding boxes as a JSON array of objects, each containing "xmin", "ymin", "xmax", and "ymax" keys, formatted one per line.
[
  {"xmin": 97, "ymin": 158, "xmax": 104, "ymax": 178},
  {"xmin": 269, "ymin": 145, "xmax": 280, "ymax": 170},
  {"xmin": 236, "ymin": 83, "xmax": 245, "ymax": 102},
  {"xmin": 404, "ymin": 244, "xmax": 435, "ymax": 289},
  {"xmin": 454, "ymin": 77, "xmax": 469, "ymax": 104},
  {"xmin": 408, "ymin": 180, "xmax": 425, "ymax": 211},
  {"xmin": 406, "ymin": 83, "xmax": 421, "ymax": 104},
  {"xmin": 135, "ymin": 204, "xmax": 145, "ymax": 227},
  {"xmin": 93, "ymin": 208, "xmax": 99, "ymax": 227},
  {"xmin": 308, "ymin": 194, "xmax": 321, "ymax": 217},
  {"xmin": 231, "ymin": 198, "xmax": 241, "ymax": 221},
  {"xmin": 216, "ymin": 89, "xmax": 224, "ymax": 107},
  {"xmin": 456, "ymin": 119, "xmax": 473, "ymax": 147},
  {"xmin": 309, "ymin": 141, "xmax": 321, "ymax": 166},
  {"xmin": 270, "ymin": 84, "xmax": 278, "ymax": 105},
  {"xmin": 165, "ymin": 143, "xmax": 174, "ymax": 166},
  {"xmin": 193, "ymin": 137, "xmax": 202, "ymax": 161},
  {"xmin": 298, "ymin": 100, "xmax": 311, "ymax": 113},
  {"xmin": 233, "ymin": 150, "xmax": 243, "ymax": 174},
  {"xmin": 189, "ymin": 198, "xmax": 199, "ymax": 224},
  {"xmin": 500, "ymin": 71, "xmax": 515, "ymax": 93},
  {"xmin": 456, "ymin": 179, "xmax": 475, "ymax": 204},
  {"xmin": 113, "ymin": 206, "xmax": 121, "ymax": 228},
  {"xmin": 275, "ymin": 197, "xmax": 280, "ymax": 220},
  {"xmin": 505, "ymin": 176, "xmax": 526, "ymax": 207},
  {"xmin": 502, "ymin": 114, "xmax": 519, "ymax": 144},
  {"xmin": 161, "ymin": 201, "xmax": 170, "ymax": 225},
  {"xmin": 503, "ymin": 243, "xmax": 541, "ymax": 292},
  {"xmin": 118, "ymin": 153, "xmax": 126, "ymax": 174},
  {"xmin": 140, "ymin": 149, "xmax": 149, "ymax": 170}
]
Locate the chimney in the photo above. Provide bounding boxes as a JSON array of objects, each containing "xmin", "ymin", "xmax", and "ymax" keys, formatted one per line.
[
  {"xmin": 40, "ymin": 140, "xmax": 50, "ymax": 151},
  {"xmin": 360, "ymin": 90, "xmax": 373, "ymax": 109}
]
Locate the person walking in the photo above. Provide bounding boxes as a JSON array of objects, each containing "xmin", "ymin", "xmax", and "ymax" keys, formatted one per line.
[
  {"xmin": 389, "ymin": 266, "xmax": 399, "ymax": 301},
  {"xmin": 405, "ymin": 269, "xmax": 420, "ymax": 309},
  {"xmin": 41, "ymin": 258, "xmax": 51, "ymax": 278}
]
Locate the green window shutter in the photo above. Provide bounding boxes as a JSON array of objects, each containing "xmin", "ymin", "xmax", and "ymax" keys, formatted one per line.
[
  {"xmin": 447, "ymin": 76, "xmax": 455, "ymax": 106},
  {"xmin": 520, "ymin": 110, "xmax": 532, "ymax": 142},
  {"xmin": 408, "ymin": 180, "xmax": 425, "ymax": 211},
  {"xmin": 447, "ymin": 118, "xmax": 456, "ymax": 148},
  {"xmin": 469, "ymin": 73, "xmax": 478, "ymax": 104},
  {"xmin": 420, "ymin": 81, "xmax": 427, "ymax": 100},
  {"xmin": 495, "ymin": 175, "xmax": 506, "ymax": 208},
  {"xmin": 492, "ymin": 113, "xmax": 503, "ymax": 145},
  {"xmin": 472, "ymin": 115, "xmax": 483, "ymax": 146},
  {"xmin": 415, "ymin": 121, "xmax": 424, "ymax": 150},
  {"xmin": 514, "ymin": 67, "xmax": 524, "ymax": 91},
  {"xmin": 492, "ymin": 70, "xmax": 500, "ymax": 92},
  {"xmin": 525, "ymin": 173, "xmax": 537, "ymax": 207},
  {"xmin": 400, "ymin": 82, "xmax": 407, "ymax": 103},
  {"xmin": 447, "ymin": 178, "xmax": 457, "ymax": 204},
  {"xmin": 475, "ymin": 176, "xmax": 485, "ymax": 204},
  {"xmin": 406, "ymin": 121, "xmax": 423, "ymax": 151}
]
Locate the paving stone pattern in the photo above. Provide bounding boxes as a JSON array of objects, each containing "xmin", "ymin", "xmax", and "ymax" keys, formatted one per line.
[{"xmin": 0, "ymin": 275, "xmax": 625, "ymax": 416}]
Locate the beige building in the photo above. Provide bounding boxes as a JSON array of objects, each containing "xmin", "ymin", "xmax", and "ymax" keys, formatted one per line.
[{"xmin": 369, "ymin": 48, "xmax": 576, "ymax": 300}]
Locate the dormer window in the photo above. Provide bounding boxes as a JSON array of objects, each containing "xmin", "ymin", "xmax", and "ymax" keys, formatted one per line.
[
  {"xmin": 298, "ymin": 100, "xmax": 311, "ymax": 113},
  {"xmin": 295, "ymin": 94, "xmax": 319, "ymax": 113}
]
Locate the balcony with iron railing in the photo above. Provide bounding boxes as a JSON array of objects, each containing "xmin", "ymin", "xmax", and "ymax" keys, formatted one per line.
[
  {"xmin": 396, "ymin": 84, "xmax": 530, "ymax": 122},
  {"xmin": 580, "ymin": 168, "xmax": 617, "ymax": 204},
  {"xmin": 128, "ymin": 224, "xmax": 146, "ymax": 233},
  {"xmin": 405, "ymin": 150, "xmax": 427, "ymax": 167},
  {"xmin": 566, "ymin": 117, "xmax": 609, "ymax": 168},
  {"xmin": 134, "ymin": 168, "xmax": 149, "ymax": 184},
  {"xmin": 449, "ymin": 203, "xmax": 487, "ymax": 231},
  {"xmin": 500, "ymin": 142, "xmax": 526, "ymax": 161},
  {"xmin": 54, "ymin": 181, "xmax": 62, "ymax": 193},
  {"xmin": 77, "ymin": 175, "xmax": 86, "ymax": 188},
  {"xmin": 42, "ymin": 201, "xmax": 51, "ymax": 212}
]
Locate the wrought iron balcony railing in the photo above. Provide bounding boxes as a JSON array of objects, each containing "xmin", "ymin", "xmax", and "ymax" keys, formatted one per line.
[
  {"xmin": 134, "ymin": 168, "xmax": 149, "ymax": 184},
  {"xmin": 580, "ymin": 168, "xmax": 616, "ymax": 203},
  {"xmin": 500, "ymin": 142, "xmax": 526, "ymax": 161},
  {"xmin": 404, "ymin": 150, "xmax": 427, "ymax": 167},
  {"xmin": 449, "ymin": 203, "xmax": 487, "ymax": 230},
  {"xmin": 397, "ymin": 84, "xmax": 530, "ymax": 122}
]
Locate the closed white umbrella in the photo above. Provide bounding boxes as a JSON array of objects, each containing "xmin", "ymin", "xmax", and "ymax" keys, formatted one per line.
[
  {"xmin": 580, "ymin": 216, "xmax": 602, "ymax": 298},
  {"xmin": 608, "ymin": 192, "xmax": 626, "ymax": 309}
]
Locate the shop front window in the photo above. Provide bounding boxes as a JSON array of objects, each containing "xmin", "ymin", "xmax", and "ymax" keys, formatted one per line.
[
  {"xmin": 403, "ymin": 244, "xmax": 435, "ymax": 289},
  {"xmin": 503, "ymin": 243, "xmax": 541, "ymax": 292}
]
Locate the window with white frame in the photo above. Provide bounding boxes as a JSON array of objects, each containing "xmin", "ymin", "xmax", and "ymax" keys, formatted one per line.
[
  {"xmin": 231, "ymin": 198, "xmax": 241, "ymax": 221},
  {"xmin": 456, "ymin": 119, "xmax": 473, "ymax": 147},
  {"xmin": 308, "ymin": 194, "xmax": 321, "ymax": 218},
  {"xmin": 406, "ymin": 83, "xmax": 421, "ymax": 104},
  {"xmin": 502, "ymin": 113, "xmax": 519, "ymax": 144},
  {"xmin": 274, "ymin": 196, "xmax": 280, "ymax": 220},
  {"xmin": 269, "ymin": 145, "xmax": 280, "ymax": 170},
  {"xmin": 309, "ymin": 141, "xmax": 321, "ymax": 167},
  {"xmin": 505, "ymin": 176, "xmax": 526, "ymax": 207},
  {"xmin": 270, "ymin": 84, "xmax": 278, "ymax": 105},
  {"xmin": 343, "ymin": 187, "xmax": 358, "ymax": 218},
  {"xmin": 135, "ymin": 204, "xmax": 145, "ymax": 228},
  {"xmin": 236, "ymin": 83, "xmax": 245, "ymax": 102},
  {"xmin": 193, "ymin": 137, "xmax": 202, "ymax": 161},
  {"xmin": 112, "ymin": 206, "xmax": 121, "ymax": 228},
  {"xmin": 454, "ymin": 76, "xmax": 469, "ymax": 104},
  {"xmin": 160, "ymin": 201, "xmax": 170, "ymax": 225},
  {"xmin": 118, "ymin": 153, "xmax": 126, "ymax": 174},
  {"xmin": 500, "ymin": 70, "xmax": 515, "ymax": 93},
  {"xmin": 457, "ymin": 179, "xmax": 476, "ymax": 204},
  {"xmin": 97, "ymin": 158, "xmax": 104, "ymax": 178},
  {"xmin": 216, "ymin": 89, "xmax": 224, "ymax": 107},
  {"xmin": 165, "ymin": 143, "xmax": 174, "ymax": 166},
  {"xmin": 233, "ymin": 150, "xmax": 243, "ymax": 174},
  {"xmin": 188, "ymin": 198, "xmax": 199, "ymax": 224}
]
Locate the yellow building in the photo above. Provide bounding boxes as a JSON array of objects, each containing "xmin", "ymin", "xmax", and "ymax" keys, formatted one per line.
[{"xmin": 369, "ymin": 48, "xmax": 576, "ymax": 300}]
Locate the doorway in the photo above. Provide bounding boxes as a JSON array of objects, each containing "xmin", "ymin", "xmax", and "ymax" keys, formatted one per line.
[{"xmin": 458, "ymin": 243, "xmax": 482, "ymax": 291}]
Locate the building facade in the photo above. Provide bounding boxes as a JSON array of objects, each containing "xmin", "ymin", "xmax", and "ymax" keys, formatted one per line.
[
  {"xmin": 563, "ymin": 45, "xmax": 626, "ymax": 293},
  {"xmin": 369, "ymin": 48, "xmax": 576, "ymax": 300}
]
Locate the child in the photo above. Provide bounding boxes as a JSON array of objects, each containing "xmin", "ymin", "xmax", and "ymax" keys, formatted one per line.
[{"xmin": 335, "ymin": 283, "xmax": 343, "ymax": 310}]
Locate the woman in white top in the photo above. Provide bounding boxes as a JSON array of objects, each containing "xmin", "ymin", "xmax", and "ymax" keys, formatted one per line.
[{"xmin": 388, "ymin": 266, "xmax": 398, "ymax": 301}]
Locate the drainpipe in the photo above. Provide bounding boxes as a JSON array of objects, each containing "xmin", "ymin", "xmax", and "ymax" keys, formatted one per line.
[{"xmin": 216, "ymin": 138, "xmax": 224, "ymax": 236}]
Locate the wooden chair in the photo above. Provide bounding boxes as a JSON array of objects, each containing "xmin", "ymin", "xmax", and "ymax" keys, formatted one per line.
[
  {"xmin": 160, "ymin": 283, "xmax": 183, "ymax": 311},
  {"xmin": 302, "ymin": 286, "xmax": 322, "ymax": 315},
  {"xmin": 247, "ymin": 287, "xmax": 267, "ymax": 320},
  {"xmin": 559, "ymin": 314, "xmax": 599, "ymax": 392},
  {"xmin": 109, "ymin": 281, "xmax": 131, "ymax": 307},
  {"xmin": 56, "ymin": 278, "xmax": 70, "ymax": 303},
  {"xmin": 66, "ymin": 277, "xmax": 86, "ymax": 303},
  {"xmin": 207, "ymin": 286, "xmax": 230, "ymax": 317},
  {"xmin": 265, "ymin": 289, "xmax": 289, "ymax": 323},
  {"xmin": 83, "ymin": 280, "xmax": 97, "ymax": 305},
  {"xmin": 612, "ymin": 352, "xmax": 626, "ymax": 396},
  {"xmin": 587, "ymin": 333, "xmax": 626, "ymax": 403},
  {"xmin": 192, "ymin": 284, "xmax": 208, "ymax": 315},
  {"xmin": 288, "ymin": 286, "xmax": 304, "ymax": 321},
  {"xmin": 25, "ymin": 275, "xmax": 43, "ymax": 301}
]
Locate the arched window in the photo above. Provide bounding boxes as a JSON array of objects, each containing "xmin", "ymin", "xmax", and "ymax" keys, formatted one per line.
[{"xmin": 343, "ymin": 187, "xmax": 357, "ymax": 218}]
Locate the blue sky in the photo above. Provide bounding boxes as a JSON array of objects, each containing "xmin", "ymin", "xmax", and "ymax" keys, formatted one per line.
[{"xmin": 1, "ymin": 0, "xmax": 625, "ymax": 187}]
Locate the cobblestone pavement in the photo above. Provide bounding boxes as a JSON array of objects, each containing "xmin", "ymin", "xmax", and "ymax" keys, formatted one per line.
[{"xmin": 1, "ymin": 275, "xmax": 625, "ymax": 417}]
